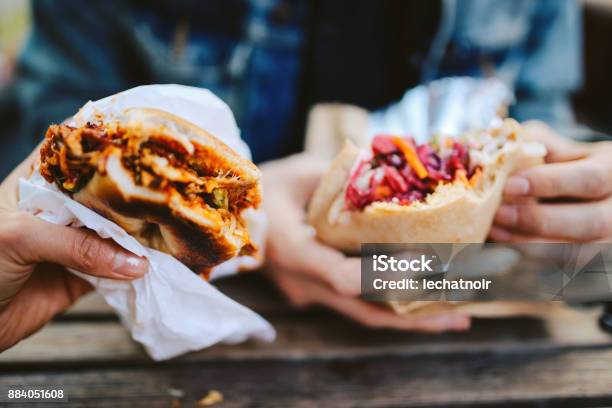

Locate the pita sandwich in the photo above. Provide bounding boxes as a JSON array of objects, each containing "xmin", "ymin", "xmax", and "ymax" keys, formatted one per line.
[
  {"xmin": 308, "ymin": 119, "xmax": 545, "ymax": 252},
  {"xmin": 308, "ymin": 118, "xmax": 553, "ymax": 317}
]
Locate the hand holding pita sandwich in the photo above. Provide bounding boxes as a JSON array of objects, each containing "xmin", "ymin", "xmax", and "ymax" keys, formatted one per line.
[
  {"xmin": 261, "ymin": 153, "xmax": 471, "ymax": 332},
  {"xmin": 491, "ymin": 120, "xmax": 612, "ymax": 242}
]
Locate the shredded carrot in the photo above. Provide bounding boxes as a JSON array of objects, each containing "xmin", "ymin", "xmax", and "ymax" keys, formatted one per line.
[
  {"xmin": 469, "ymin": 168, "xmax": 482, "ymax": 187},
  {"xmin": 374, "ymin": 185, "xmax": 392, "ymax": 197},
  {"xmin": 392, "ymin": 137, "xmax": 428, "ymax": 179},
  {"xmin": 456, "ymin": 169, "xmax": 469, "ymax": 185}
]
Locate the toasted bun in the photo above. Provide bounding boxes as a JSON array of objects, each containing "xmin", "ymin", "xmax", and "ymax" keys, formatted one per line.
[
  {"xmin": 44, "ymin": 108, "xmax": 261, "ymax": 274},
  {"xmin": 117, "ymin": 108, "xmax": 261, "ymax": 182}
]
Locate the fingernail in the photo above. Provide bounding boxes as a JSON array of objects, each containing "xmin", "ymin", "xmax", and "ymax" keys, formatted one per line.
[
  {"xmin": 437, "ymin": 315, "xmax": 470, "ymax": 331},
  {"xmin": 112, "ymin": 252, "xmax": 148, "ymax": 278},
  {"xmin": 453, "ymin": 317, "xmax": 471, "ymax": 331},
  {"xmin": 505, "ymin": 176, "xmax": 530, "ymax": 195},
  {"xmin": 495, "ymin": 205, "xmax": 518, "ymax": 227}
]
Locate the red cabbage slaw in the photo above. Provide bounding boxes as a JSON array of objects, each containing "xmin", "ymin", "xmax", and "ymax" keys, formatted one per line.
[{"xmin": 345, "ymin": 135, "xmax": 481, "ymax": 211}]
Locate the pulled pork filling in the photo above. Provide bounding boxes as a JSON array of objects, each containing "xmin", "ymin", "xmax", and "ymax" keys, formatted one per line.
[
  {"xmin": 40, "ymin": 123, "xmax": 257, "ymax": 216},
  {"xmin": 345, "ymin": 135, "xmax": 482, "ymax": 210}
]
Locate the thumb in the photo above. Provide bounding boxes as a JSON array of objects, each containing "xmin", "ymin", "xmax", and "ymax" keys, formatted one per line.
[
  {"xmin": 521, "ymin": 120, "xmax": 589, "ymax": 163},
  {"xmin": 13, "ymin": 214, "xmax": 148, "ymax": 280}
]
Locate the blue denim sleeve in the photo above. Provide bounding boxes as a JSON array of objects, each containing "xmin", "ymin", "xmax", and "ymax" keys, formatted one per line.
[
  {"xmin": 510, "ymin": 0, "xmax": 583, "ymax": 128},
  {"xmin": 14, "ymin": 0, "xmax": 130, "ymax": 143},
  {"xmin": 13, "ymin": 0, "xmax": 305, "ymax": 162}
]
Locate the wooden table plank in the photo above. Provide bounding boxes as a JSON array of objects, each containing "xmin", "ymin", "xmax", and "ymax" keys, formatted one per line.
[
  {"xmin": 3, "ymin": 273, "xmax": 612, "ymax": 364},
  {"xmin": 2, "ymin": 303, "xmax": 611, "ymax": 364},
  {"xmin": 2, "ymin": 348, "xmax": 612, "ymax": 407},
  {"xmin": 3, "ymin": 273, "xmax": 612, "ymax": 406}
]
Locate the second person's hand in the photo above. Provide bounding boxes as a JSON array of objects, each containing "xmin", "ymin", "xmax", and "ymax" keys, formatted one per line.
[
  {"xmin": 491, "ymin": 121, "xmax": 612, "ymax": 242},
  {"xmin": 260, "ymin": 153, "xmax": 471, "ymax": 332}
]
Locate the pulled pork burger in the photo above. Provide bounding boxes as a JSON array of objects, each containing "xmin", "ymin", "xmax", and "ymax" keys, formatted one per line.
[
  {"xmin": 40, "ymin": 108, "xmax": 261, "ymax": 276},
  {"xmin": 307, "ymin": 119, "xmax": 546, "ymax": 253}
]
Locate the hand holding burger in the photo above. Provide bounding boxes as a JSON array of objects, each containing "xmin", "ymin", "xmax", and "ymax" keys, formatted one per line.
[
  {"xmin": 0, "ymin": 148, "xmax": 148, "ymax": 352},
  {"xmin": 2, "ymin": 106, "xmax": 263, "ymax": 351}
]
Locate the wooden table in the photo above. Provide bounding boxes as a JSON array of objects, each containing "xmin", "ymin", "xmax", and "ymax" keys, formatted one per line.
[{"xmin": 2, "ymin": 273, "xmax": 612, "ymax": 407}]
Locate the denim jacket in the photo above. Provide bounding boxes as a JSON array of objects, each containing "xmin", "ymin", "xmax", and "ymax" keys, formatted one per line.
[{"xmin": 13, "ymin": 0, "xmax": 581, "ymax": 162}]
